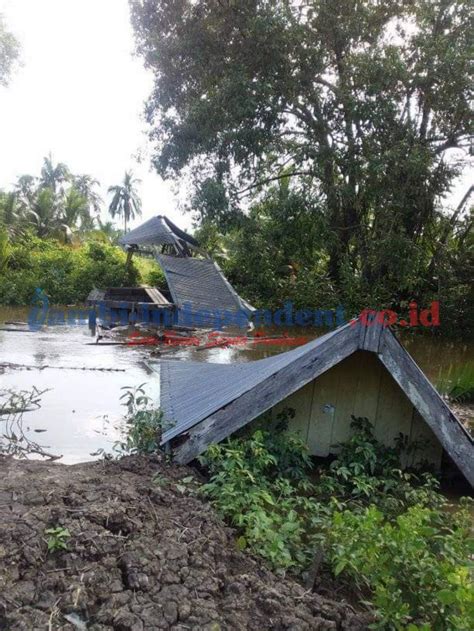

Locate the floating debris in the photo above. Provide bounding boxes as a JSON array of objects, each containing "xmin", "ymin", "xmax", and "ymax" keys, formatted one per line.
[{"xmin": 0, "ymin": 362, "xmax": 125, "ymax": 372}]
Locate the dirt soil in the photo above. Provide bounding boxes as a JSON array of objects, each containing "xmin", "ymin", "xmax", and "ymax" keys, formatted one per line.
[{"xmin": 0, "ymin": 455, "xmax": 370, "ymax": 631}]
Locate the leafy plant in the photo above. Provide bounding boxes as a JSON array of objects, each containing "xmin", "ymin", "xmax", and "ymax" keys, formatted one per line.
[
  {"xmin": 45, "ymin": 526, "xmax": 71, "ymax": 552},
  {"xmin": 316, "ymin": 416, "xmax": 443, "ymax": 516},
  {"xmin": 328, "ymin": 503, "xmax": 474, "ymax": 630},
  {"xmin": 200, "ymin": 419, "xmax": 319, "ymax": 570},
  {"xmin": 199, "ymin": 416, "xmax": 473, "ymax": 628},
  {"xmin": 0, "ymin": 226, "xmax": 11, "ymax": 274},
  {"xmin": 116, "ymin": 384, "xmax": 165, "ymax": 454},
  {"xmin": 0, "ymin": 233, "xmax": 140, "ymax": 306}
]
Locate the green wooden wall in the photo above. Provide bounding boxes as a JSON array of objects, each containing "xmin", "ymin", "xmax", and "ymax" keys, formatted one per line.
[{"xmin": 272, "ymin": 350, "xmax": 443, "ymax": 468}]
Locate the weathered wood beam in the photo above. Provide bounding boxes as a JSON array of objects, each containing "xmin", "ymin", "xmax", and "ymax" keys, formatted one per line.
[
  {"xmin": 171, "ymin": 324, "xmax": 359, "ymax": 464},
  {"xmin": 358, "ymin": 314, "xmax": 384, "ymax": 352},
  {"xmin": 378, "ymin": 329, "xmax": 474, "ymax": 487}
]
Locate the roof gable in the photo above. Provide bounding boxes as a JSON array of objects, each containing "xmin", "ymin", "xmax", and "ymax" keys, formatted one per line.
[
  {"xmin": 119, "ymin": 215, "xmax": 198, "ymax": 248},
  {"xmin": 153, "ymin": 321, "xmax": 473, "ymax": 486}
]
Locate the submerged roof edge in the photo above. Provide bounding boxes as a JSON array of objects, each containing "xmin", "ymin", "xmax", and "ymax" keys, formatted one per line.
[
  {"xmin": 159, "ymin": 323, "xmax": 354, "ymax": 443},
  {"xmin": 158, "ymin": 321, "xmax": 473, "ymax": 487}
]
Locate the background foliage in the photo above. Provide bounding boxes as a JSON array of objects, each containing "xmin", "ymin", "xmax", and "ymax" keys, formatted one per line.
[
  {"xmin": 0, "ymin": 230, "xmax": 164, "ymax": 306},
  {"xmin": 131, "ymin": 0, "xmax": 474, "ymax": 337}
]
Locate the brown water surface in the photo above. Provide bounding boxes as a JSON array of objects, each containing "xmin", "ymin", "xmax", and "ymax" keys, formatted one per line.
[{"xmin": 0, "ymin": 306, "xmax": 472, "ymax": 463}]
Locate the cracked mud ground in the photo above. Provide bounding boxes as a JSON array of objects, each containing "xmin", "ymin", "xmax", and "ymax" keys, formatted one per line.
[{"xmin": 0, "ymin": 455, "xmax": 369, "ymax": 630}]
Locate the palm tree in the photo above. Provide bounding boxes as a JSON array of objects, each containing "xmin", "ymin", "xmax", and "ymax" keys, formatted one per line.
[
  {"xmin": 40, "ymin": 154, "xmax": 70, "ymax": 194},
  {"xmin": 15, "ymin": 174, "xmax": 37, "ymax": 210},
  {"xmin": 61, "ymin": 187, "xmax": 91, "ymax": 232},
  {"xmin": 74, "ymin": 174, "xmax": 102, "ymax": 217},
  {"xmin": 0, "ymin": 191, "xmax": 19, "ymax": 227},
  {"xmin": 28, "ymin": 188, "xmax": 59, "ymax": 237},
  {"xmin": 108, "ymin": 171, "xmax": 142, "ymax": 233}
]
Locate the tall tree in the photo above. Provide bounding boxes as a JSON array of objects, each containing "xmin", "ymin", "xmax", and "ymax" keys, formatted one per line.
[
  {"xmin": 15, "ymin": 175, "xmax": 37, "ymax": 210},
  {"xmin": 28, "ymin": 188, "xmax": 58, "ymax": 238},
  {"xmin": 0, "ymin": 191, "xmax": 19, "ymax": 227},
  {"xmin": 4, "ymin": 159, "xmax": 100, "ymax": 238},
  {"xmin": 61, "ymin": 187, "xmax": 90, "ymax": 232},
  {"xmin": 40, "ymin": 154, "xmax": 71, "ymax": 194},
  {"xmin": 108, "ymin": 171, "xmax": 142, "ymax": 233},
  {"xmin": 131, "ymin": 0, "xmax": 473, "ymax": 293},
  {"xmin": 74, "ymin": 174, "xmax": 102, "ymax": 217},
  {"xmin": 0, "ymin": 14, "xmax": 20, "ymax": 87}
]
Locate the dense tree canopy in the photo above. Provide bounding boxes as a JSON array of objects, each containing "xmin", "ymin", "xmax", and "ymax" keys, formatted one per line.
[
  {"xmin": 0, "ymin": 14, "xmax": 20, "ymax": 87},
  {"xmin": 131, "ymin": 0, "xmax": 473, "ymax": 301}
]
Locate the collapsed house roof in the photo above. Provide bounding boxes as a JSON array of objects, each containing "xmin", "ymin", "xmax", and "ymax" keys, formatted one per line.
[
  {"xmin": 119, "ymin": 215, "xmax": 199, "ymax": 250},
  {"xmin": 116, "ymin": 215, "xmax": 254, "ymax": 324},
  {"xmin": 153, "ymin": 321, "xmax": 473, "ymax": 487},
  {"xmin": 156, "ymin": 254, "xmax": 255, "ymax": 319}
]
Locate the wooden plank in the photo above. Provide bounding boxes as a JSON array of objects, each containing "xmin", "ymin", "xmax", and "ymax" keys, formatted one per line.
[
  {"xmin": 330, "ymin": 353, "xmax": 361, "ymax": 448},
  {"xmin": 172, "ymin": 324, "xmax": 360, "ymax": 463},
  {"xmin": 90, "ymin": 300, "xmax": 172, "ymax": 310},
  {"xmin": 357, "ymin": 315, "xmax": 384, "ymax": 352},
  {"xmin": 378, "ymin": 329, "xmax": 474, "ymax": 487},
  {"xmin": 409, "ymin": 409, "xmax": 443, "ymax": 470},
  {"xmin": 352, "ymin": 351, "xmax": 383, "ymax": 424},
  {"xmin": 306, "ymin": 367, "xmax": 340, "ymax": 456},
  {"xmin": 273, "ymin": 381, "xmax": 313, "ymax": 443},
  {"xmin": 144, "ymin": 287, "xmax": 172, "ymax": 306},
  {"xmin": 374, "ymin": 368, "xmax": 414, "ymax": 447}
]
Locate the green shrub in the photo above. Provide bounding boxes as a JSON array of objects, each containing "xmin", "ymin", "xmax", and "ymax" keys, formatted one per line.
[
  {"xmin": 328, "ymin": 503, "xmax": 474, "ymax": 630},
  {"xmin": 133, "ymin": 256, "xmax": 167, "ymax": 288},
  {"xmin": 201, "ymin": 426, "xmax": 320, "ymax": 570},
  {"xmin": 116, "ymin": 384, "xmax": 165, "ymax": 454},
  {"xmin": 0, "ymin": 233, "xmax": 140, "ymax": 305},
  {"xmin": 199, "ymin": 417, "xmax": 473, "ymax": 629}
]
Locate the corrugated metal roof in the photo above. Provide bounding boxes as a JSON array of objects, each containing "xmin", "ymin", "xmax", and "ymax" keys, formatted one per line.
[
  {"xmin": 156, "ymin": 254, "xmax": 255, "ymax": 319},
  {"xmin": 155, "ymin": 326, "xmax": 341, "ymax": 442},
  {"xmin": 150, "ymin": 321, "xmax": 473, "ymax": 486},
  {"xmin": 119, "ymin": 215, "xmax": 198, "ymax": 248}
]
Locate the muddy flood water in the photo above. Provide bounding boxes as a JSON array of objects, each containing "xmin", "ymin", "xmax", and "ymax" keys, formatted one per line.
[{"xmin": 1, "ymin": 306, "xmax": 473, "ymax": 463}]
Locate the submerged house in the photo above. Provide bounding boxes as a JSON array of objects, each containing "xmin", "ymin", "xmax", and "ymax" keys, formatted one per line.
[
  {"xmin": 154, "ymin": 320, "xmax": 473, "ymax": 487},
  {"xmin": 88, "ymin": 216, "xmax": 254, "ymax": 327}
]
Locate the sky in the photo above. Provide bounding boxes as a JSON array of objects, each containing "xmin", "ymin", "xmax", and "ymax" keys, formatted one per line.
[
  {"xmin": 0, "ymin": 0, "xmax": 471, "ymax": 233},
  {"xmin": 0, "ymin": 0, "xmax": 192, "ymax": 230}
]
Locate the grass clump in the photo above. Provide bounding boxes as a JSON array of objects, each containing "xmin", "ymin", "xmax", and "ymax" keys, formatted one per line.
[{"xmin": 436, "ymin": 362, "xmax": 474, "ymax": 404}]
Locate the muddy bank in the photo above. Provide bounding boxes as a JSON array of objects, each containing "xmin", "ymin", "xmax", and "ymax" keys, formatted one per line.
[{"xmin": 0, "ymin": 455, "xmax": 369, "ymax": 630}]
